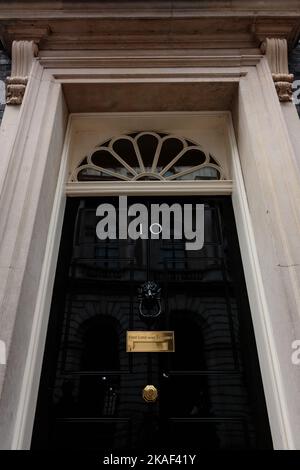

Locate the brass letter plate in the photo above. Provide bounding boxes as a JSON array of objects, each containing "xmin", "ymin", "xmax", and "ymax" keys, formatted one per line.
[{"xmin": 126, "ymin": 331, "xmax": 175, "ymax": 352}]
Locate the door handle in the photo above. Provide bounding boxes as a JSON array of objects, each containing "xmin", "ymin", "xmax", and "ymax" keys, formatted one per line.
[{"xmin": 142, "ymin": 385, "xmax": 158, "ymax": 403}]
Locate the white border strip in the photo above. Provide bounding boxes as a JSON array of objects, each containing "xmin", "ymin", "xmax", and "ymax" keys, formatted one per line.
[{"xmin": 66, "ymin": 180, "xmax": 232, "ymax": 196}]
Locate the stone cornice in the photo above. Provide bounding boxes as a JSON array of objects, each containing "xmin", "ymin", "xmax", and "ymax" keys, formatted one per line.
[
  {"xmin": 0, "ymin": 1, "xmax": 300, "ymax": 17},
  {"xmin": 0, "ymin": 1, "xmax": 299, "ymax": 52},
  {"xmin": 38, "ymin": 52, "xmax": 262, "ymax": 69}
]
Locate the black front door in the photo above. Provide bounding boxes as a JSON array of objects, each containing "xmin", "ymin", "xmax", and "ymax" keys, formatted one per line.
[{"xmin": 31, "ymin": 196, "xmax": 272, "ymax": 450}]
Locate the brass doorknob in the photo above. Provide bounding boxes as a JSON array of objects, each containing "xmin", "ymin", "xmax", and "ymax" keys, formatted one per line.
[{"xmin": 142, "ymin": 385, "xmax": 158, "ymax": 403}]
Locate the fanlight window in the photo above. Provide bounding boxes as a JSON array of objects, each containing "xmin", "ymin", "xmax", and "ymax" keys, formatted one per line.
[{"xmin": 70, "ymin": 132, "xmax": 226, "ymax": 182}]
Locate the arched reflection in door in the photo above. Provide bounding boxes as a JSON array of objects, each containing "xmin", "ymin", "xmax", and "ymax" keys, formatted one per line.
[
  {"xmin": 54, "ymin": 313, "xmax": 124, "ymax": 449},
  {"xmin": 161, "ymin": 309, "xmax": 220, "ymax": 448}
]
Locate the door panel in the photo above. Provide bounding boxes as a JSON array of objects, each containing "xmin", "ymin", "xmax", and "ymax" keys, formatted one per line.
[{"xmin": 31, "ymin": 197, "xmax": 272, "ymax": 450}]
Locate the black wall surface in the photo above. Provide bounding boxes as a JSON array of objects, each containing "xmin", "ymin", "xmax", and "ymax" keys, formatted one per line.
[
  {"xmin": 0, "ymin": 44, "xmax": 11, "ymax": 125},
  {"xmin": 290, "ymin": 40, "xmax": 300, "ymax": 118}
]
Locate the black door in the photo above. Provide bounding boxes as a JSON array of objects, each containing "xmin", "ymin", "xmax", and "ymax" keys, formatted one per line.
[{"xmin": 31, "ymin": 196, "xmax": 272, "ymax": 450}]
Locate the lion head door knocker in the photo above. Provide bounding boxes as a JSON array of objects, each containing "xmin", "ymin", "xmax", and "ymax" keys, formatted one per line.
[{"xmin": 138, "ymin": 281, "xmax": 161, "ymax": 320}]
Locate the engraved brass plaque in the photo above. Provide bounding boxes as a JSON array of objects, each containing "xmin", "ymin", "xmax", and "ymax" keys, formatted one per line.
[{"xmin": 126, "ymin": 331, "xmax": 175, "ymax": 352}]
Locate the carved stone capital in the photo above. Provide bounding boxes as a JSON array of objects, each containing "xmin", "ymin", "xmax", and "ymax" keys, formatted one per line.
[
  {"xmin": 6, "ymin": 40, "xmax": 38, "ymax": 105},
  {"xmin": 261, "ymin": 38, "xmax": 294, "ymax": 102},
  {"xmin": 273, "ymin": 73, "xmax": 294, "ymax": 102}
]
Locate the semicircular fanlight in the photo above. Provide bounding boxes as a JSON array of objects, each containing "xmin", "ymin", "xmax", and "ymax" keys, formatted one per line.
[{"xmin": 70, "ymin": 132, "xmax": 226, "ymax": 182}]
